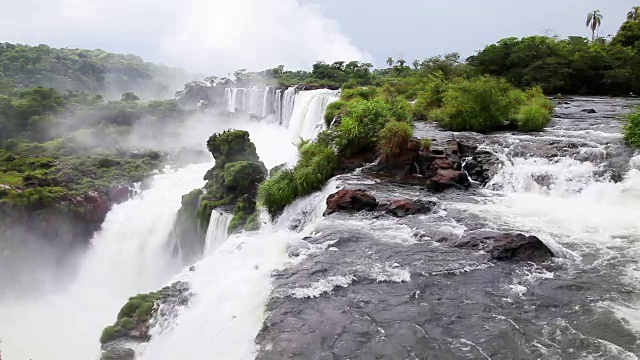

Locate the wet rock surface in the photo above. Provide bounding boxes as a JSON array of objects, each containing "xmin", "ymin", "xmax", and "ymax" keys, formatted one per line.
[
  {"xmin": 257, "ymin": 97, "xmax": 640, "ymax": 359},
  {"xmin": 324, "ymin": 189, "xmax": 378, "ymax": 216},
  {"xmin": 453, "ymin": 232, "xmax": 554, "ymax": 262},
  {"xmin": 383, "ymin": 199, "xmax": 436, "ymax": 217}
]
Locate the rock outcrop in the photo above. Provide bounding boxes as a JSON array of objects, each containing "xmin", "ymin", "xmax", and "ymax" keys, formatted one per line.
[
  {"xmin": 99, "ymin": 282, "xmax": 191, "ymax": 358},
  {"xmin": 363, "ymin": 138, "xmax": 472, "ymax": 191},
  {"xmin": 454, "ymin": 232, "xmax": 554, "ymax": 262},
  {"xmin": 324, "ymin": 189, "xmax": 378, "ymax": 216},
  {"xmin": 174, "ymin": 130, "xmax": 266, "ymax": 262},
  {"xmin": 384, "ymin": 199, "xmax": 436, "ymax": 217}
]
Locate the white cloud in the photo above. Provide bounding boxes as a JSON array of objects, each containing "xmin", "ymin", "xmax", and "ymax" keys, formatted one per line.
[{"xmin": 0, "ymin": 0, "xmax": 368, "ymax": 75}]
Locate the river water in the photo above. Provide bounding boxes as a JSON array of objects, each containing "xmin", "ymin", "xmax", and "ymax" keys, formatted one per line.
[{"xmin": 1, "ymin": 96, "xmax": 639, "ymax": 360}]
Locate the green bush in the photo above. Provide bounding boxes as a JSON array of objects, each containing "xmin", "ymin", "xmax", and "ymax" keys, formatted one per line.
[
  {"xmin": 384, "ymin": 98, "xmax": 411, "ymax": 122},
  {"xmin": 335, "ymin": 98, "xmax": 390, "ymax": 155},
  {"xmin": 100, "ymin": 325, "xmax": 119, "ymax": 344},
  {"xmin": 377, "ymin": 121, "xmax": 413, "ymax": 160},
  {"xmin": 624, "ymin": 108, "xmax": 640, "ymax": 148},
  {"xmin": 119, "ymin": 317, "xmax": 135, "ymax": 331},
  {"xmin": 223, "ymin": 161, "xmax": 266, "ymax": 194},
  {"xmin": 324, "ymin": 100, "xmax": 348, "ymax": 127},
  {"xmin": 258, "ymin": 168, "xmax": 297, "ymax": 219},
  {"xmin": 421, "ymin": 138, "xmax": 433, "ymax": 150},
  {"xmin": 516, "ymin": 104, "xmax": 551, "ymax": 132},
  {"xmin": 341, "ymin": 87, "xmax": 379, "ymax": 101},
  {"xmin": 436, "ymin": 76, "xmax": 521, "ymax": 133},
  {"xmin": 294, "ymin": 142, "xmax": 337, "ymax": 195}
]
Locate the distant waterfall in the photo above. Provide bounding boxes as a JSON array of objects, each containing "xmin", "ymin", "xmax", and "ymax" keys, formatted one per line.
[
  {"xmin": 203, "ymin": 211, "xmax": 232, "ymax": 256},
  {"xmin": 287, "ymin": 89, "xmax": 340, "ymax": 141},
  {"xmin": 225, "ymin": 86, "xmax": 297, "ymax": 125}
]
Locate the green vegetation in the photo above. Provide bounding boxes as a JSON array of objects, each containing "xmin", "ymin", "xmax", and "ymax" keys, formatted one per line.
[
  {"xmin": 516, "ymin": 104, "xmax": 552, "ymax": 132},
  {"xmin": 624, "ymin": 107, "xmax": 640, "ymax": 148},
  {"xmin": 324, "ymin": 100, "xmax": 347, "ymax": 127},
  {"xmin": 260, "ymin": 95, "xmax": 410, "ymax": 218},
  {"xmin": 0, "ymin": 42, "xmax": 190, "ymax": 97},
  {"xmin": 377, "ymin": 121, "xmax": 413, "ymax": 160},
  {"xmin": 100, "ymin": 289, "xmax": 169, "ymax": 344},
  {"xmin": 178, "ymin": 130, "xmax": 266, "ymax": 237}
]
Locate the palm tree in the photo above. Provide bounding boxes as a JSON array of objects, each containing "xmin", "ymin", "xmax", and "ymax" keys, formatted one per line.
[
  {"xmin": 627, "ymin": 6, "xmax": 640, "ymax": 21},
  {"xmin": 396, "ymin": 58, "xmax": 407, "ymax": 67},
  {"xmin": 386, "ymin": 57, "xmax": 394, "ymax": 68},
  {"xmin": 412, "ymin": 59, "xmax": 420, "ymax": 70},
  {"xmin": 586, "ymin": 10, "xmax": 603, "ymax": 42}
]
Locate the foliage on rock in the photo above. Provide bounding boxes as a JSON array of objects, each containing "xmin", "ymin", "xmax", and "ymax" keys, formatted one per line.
[{"xmin": 624, "ymin": 107, "xmax": 640, "ymax": 148}]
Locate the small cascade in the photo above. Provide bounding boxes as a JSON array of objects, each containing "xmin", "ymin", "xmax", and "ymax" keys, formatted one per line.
[
  {"xmin": 280, "ymin": 86, "xmax": 297, "ymax": 126},
  {"xmin": 287, "ymin": 89, "xmax": 339, "ymax": 141},
  {"xmin": 203, "ymin": 210, "xmax": 232, "ymax": 256}
]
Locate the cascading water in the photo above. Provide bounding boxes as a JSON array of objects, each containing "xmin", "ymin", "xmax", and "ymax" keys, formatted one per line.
[
  {"xmin": 226, "ymin": 86, "xmax": 297, "ymax": 125},
  {"xmin": 136, "ymin": 102, "xmax": 339, "ymax": 360},
  {"xmin": 286, "ymin": 89, "xmax": 339, "ymax": 140},
  {"xmin": 0, "ymin": 163, "xmax": 211, "ymax": 360},
  {"xmin": 203, "ymin": 210, "xmax": 232, "ymax": 256}
]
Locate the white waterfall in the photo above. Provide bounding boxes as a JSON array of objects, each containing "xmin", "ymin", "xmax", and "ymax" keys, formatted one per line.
[
  {"xmin": 0, "ymin": 163, "xmax": 211, "ymax": 360},
  {"xmin": 203, "ymin": 210, "xmax": 232, "ymax": 256},
  {"xmin": 286, "ymin": 89, "xmax": 339, "ymax": 140},
  {"xmin": 280, "ymin": 86, "xmax": 297, "ymax": 126},
  {"xmin": 225, "ymin": 86, "xmax": 297, "ymax": 125}
]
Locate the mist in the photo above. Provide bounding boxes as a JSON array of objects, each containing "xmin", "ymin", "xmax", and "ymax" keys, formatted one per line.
[{"xmin": 1, "ymin": 0, "xmax": 367, "ymax": 74}]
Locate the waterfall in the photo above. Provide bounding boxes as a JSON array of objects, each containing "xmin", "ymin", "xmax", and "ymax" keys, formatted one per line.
[
  {"xmin": 286, "ymin": 89, "xmax": 339, "ymax": 140},
  {"xmin": 225, "ymin": 86, "xmax": 297, "ymax": 125},
  {"xmin": 280, "ymin": 86, "xmax": 297, "ymax": 126},
  {"xmin": 0, "ymin": 163, "xmax": 211, "ymax": 360},
  {"xmin": 138, "ymin": 180, "xmax": 338, "ymax": 360},
  {"xmin": 203, "ymin": 210, "xmax": 232, "ymax": 256}
]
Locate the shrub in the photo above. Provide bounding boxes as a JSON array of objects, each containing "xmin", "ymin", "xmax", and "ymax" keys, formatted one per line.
[
  {"xmin": 294, "ymin": 142, "xmax": 337, "ymax": 195},
  {"xmin": 335, "ymin": 98, "xmax": 390, "ymax": 155},
  {"xmin": 377, "ymin": 121, "xmax": 413, "ymax": 160},
  {"xmin": 421, "ymin": 138, "xmax": 433, "ymax": 150},
  {"xmin": 258, "ymin": 169, "xmax": 297, "ymax": 219},
  {"xmin": 436, "ymin": 76, "xmax": 521, "ymax": 133},
  {"xmin": 341, "ymin": 87, "xmax": 379, "ymax": 102},
  {"xmin": 324, "ymin": 100, "xmax": 348, "ymax": 127},
  {"xmin": 244, "ymin": 212, "xmax": 260, "ymax": 231},
  {"xmin": 100, "ymin": 325, "xmax": 119, "ymax": 344},
  {"xmin": 516, "ymin": 104, "xmax": 551, "ymax": 132},
  {"xmin": 624, "ymin": 108, "xmax": 640, "ymax": 148},
  {"xmin": 223, "ymin": 161, "xmax": 266, "ymax": 194},
  {"xmin": 384, "ymin": 98, "xmax": 411, "ymax": 122}
]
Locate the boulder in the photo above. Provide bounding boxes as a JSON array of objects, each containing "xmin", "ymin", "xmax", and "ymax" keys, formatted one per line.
[
  {"xmin": 324, "ymin": 189, "xmax": 378, "ymax": 216},
  {"xmin": 427, "ymin": 169, "xmax": 470, "ymax": 191},
  {"xmin": 581, "ymin": 108, "xmax": 597, "ymax": 114},
  {"xmin": 100, "ymin": 346, "xmax": 134, "ymax": 360},
  {"xmin": 384, "ymin": 199, "xmax": 436, "ymax": 217},
  {"xmin": 454, "ymin": 232, "xmax": 554, "ymax": 262}
]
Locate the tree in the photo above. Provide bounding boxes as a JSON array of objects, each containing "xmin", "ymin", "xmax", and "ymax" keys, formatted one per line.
[
  {"xmin": 412, "ymin": 59, "xmax": 420, "ymax": 70},
  {"xmin": 627, "ymin": 6, "xmax": 640, "ymax": 21},
  {"xmin": 586, "ymin": 10, "xmax": 603, "ymax": 42},
  {"xmin": 386, "ymin": 57, "xmax": 394, "ymax": 68},
  {"xmin": 121, "ymin": 92, "xmax": 140, "ymax": 102},
  {"xmin": 395, "ymin": 58, "xmax": 406, "ymax": 67}
]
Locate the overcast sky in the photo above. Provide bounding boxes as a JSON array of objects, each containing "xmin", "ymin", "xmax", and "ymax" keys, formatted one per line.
[{"xmin": 1, "ymin": 0, "xmax": 637, "ymax": 75}]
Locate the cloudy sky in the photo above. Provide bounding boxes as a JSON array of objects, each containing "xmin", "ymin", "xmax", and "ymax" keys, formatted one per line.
[{"xmin": 1, "ymin": 0, "xmax": 637, "ymax": 75}]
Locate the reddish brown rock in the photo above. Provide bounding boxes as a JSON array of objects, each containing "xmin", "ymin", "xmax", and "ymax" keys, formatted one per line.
[
  {"xmin": 324, "ymin": 189, "xmax": 378, "ymax": 216},
  {"xmin": 384, "ymin": 199, "xmax": 436, "ymax": 217},
  {"xmin": 428, "ymin": 169, "xmax": 470, "ymax": 191}
]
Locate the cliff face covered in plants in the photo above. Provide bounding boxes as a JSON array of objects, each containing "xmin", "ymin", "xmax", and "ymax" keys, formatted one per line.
[{"xmin": 173, "ymin": 130, "xmax": 266, "ymax": 262}]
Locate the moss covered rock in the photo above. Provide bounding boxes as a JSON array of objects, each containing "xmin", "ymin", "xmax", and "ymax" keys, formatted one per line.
[{"xmin": 174, "ymin": 130, "xmax": 266, "ymax": 259}]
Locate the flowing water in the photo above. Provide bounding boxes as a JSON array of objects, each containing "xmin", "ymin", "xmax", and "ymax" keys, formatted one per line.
[{"xmin": 2, "ymin": 96, "xmax": 640, "ymax": 360}]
